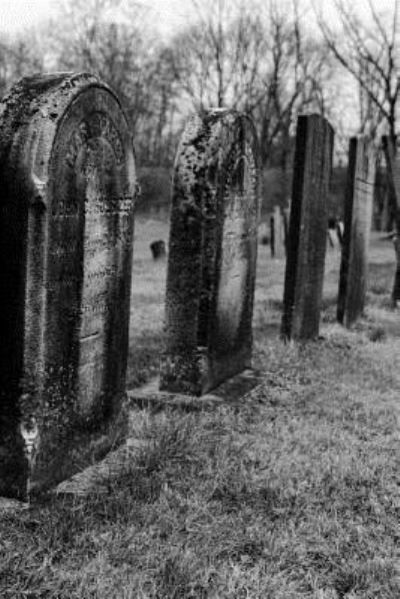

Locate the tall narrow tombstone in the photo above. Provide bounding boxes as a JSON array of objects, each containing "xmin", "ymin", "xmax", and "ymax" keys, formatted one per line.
[
  {"xmin": 281, "ymin": 114, "xmax": 334, "ymax": 340},
  {"xmin": 270, "ymin": 206, "xmax": 286, "ymax": 258},
  {"xmin": 383, "ymin": 136, "xmax": 400, "ymax": 304},
  {"xmin": 0, "ymin": 73, "xmax": 136, "ymax": 499},
  {"xmin": 383, "ymin": 136, "xmax": 400, "ymax": 209},
  {"xmin": 337, "ymin": 137, "xmax": 375, "ymax": 326},
  {"xmin": 160, "ymin": 109, "xmax": 259, "ymax": 396}
]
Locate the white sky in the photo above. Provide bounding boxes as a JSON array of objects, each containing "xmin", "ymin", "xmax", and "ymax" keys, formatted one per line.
[
  {"xmin": 0, "ymin": 0, "xmax": 192, "ymax": 34},
  {"xmin": 0, "ymin": 0, "xmax": 396, "ymax": 36},
  {"xmin": 0, "ymin": 0, "xmax": 54, "ymax": 32}
]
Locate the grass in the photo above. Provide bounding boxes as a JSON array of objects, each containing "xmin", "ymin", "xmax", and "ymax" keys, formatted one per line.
[
  {"xmin": 127, "ymin": 217, "xmax": 167, "ymax": 388},
  {"xmin": 1, "ymin": 222, "xmax": 400, "ymax": 598}
]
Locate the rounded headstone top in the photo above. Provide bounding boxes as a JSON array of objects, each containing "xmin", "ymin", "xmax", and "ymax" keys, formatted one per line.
[
  {"xmin": 0, "ymin": 72, "xmax": 116, "ymax": 122},
  {"xmin": 0, "ymin": 72, "xmax": 135, "ymax": 211},
  {"xmin": 174, "ymin": 109, "xmax": 258, "ymax": 195},
  {"xmin": 0, "ymin": 72, "xmax": 127, "ymax": 165}
]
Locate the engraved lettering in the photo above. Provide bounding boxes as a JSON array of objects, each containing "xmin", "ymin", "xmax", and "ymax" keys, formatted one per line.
[{"xmin": 66, "ymin": 112, "xmax": 124, "ymax": 168}]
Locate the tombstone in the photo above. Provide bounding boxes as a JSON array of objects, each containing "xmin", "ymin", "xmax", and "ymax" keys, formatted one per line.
[
  {"xmin": 270, "ymin": 206, "xmax": 285, "ymax": 258},
  {"xmin": 281, "ymin": 114, "xmax": 334, "ymax": 340},
  {"xmin": 159, "ymin": 109, "xmax": 259, "ymax": 396},
  {"xmin": 383, "ymin": 136, "xmax": 400, "ymax": 305},
  {"xmin": 150, "ymin": 239, "xmax": 166, "ymax": 260},
  {"xmin": 337, "ymin": 137, "xmax": 375, "ymax": 327},
  {"xmin": 383, "ymin": 136, "xmax": 400, "ymax": 208},
  {"xmin": 327, "ymin": 218, "xmax": 336, "ymax": 248},
  {"xmin": 336, "ymin": 220, "xmax": 344, "ymax": 245},
  {"xmin": 0, "ymin": 73, "xmax": 136, "ymax": 500}
]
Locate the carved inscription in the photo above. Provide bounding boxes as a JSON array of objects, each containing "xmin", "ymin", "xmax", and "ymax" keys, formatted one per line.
[
  {"xmin": 78, "ymin": 137, "xmax": 130, "ymax": 410},
  {"xmin": 65, "ymin": 112, "xmax": 124, "ymax": 168},
  {"xmin": 48, "ymin": 104, "xmax": 134, "ymax": 416}
]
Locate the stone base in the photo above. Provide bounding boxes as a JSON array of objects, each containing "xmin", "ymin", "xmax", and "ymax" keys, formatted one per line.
[
  {"xmin": 53, "ymin": 438, "xmax": 147, "ymax": 496},
  {"xmin": 127, "ymin": 369, "xmax": 263, "ymax": 412}
]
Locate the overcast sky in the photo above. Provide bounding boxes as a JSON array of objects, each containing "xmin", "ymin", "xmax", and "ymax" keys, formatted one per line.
[
  {"xmin": 0, "ymin": 0, "xmax": 192, "ymax": 34},
  {"xmin": 0, "ymin": 0, "xmax": 396, "ymax": 36}
]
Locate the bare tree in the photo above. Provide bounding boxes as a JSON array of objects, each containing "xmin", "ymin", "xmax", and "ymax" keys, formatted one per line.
[
  {"xmin": 169, "ymin": 0, "xmax": 266, "ymax": 112},
  {"xmin": 245, "ymin": 0, "xmax": 335, "ymax": 214},
  {"xmin": 0, "ymin": 32, "xmax": 44, "ymax": 98},
  {"xmin": 45, "ymin": 0, "xmax": 179, "ymax": 165},
  {"xmin": 49, "ymin": 0, "xmax": 151, "ymax": 121},
  {"xmin": 251, "ymin": 1, "xmax": 332, "ymax": 167},
  {"xmin": 316, "ymin": 0, "xmax": 400, "ymax": 302},
  {"xmin": 170, "ymin": 0, "xmax": 333, "ymax": 172},
  {"xmin": 315, "ymin": 0, "xmax": 399, "ymax": 143}
]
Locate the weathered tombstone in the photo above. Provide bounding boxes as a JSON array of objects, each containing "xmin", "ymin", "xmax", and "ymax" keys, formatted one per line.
[
  {"xmin": 270, "ymin": 206, "xmax": 285, "ymax": 258},
  {"xmin": 150, "ymin": 239, "xmax": 166, "ymax": 260},
  {"xmin": 0, "ymin": 73, "xmax": 136, "ymax": 499},
  {"xmin": 383, "ymin": 136, "xmax": 400, "ymax": 305},
  {"xmin": 159, "ymin": 109, "xmax": 259, "ymax": 395},
  {"xmin": 281, "ymin": 114, "xmax": 334, "ymax": 340},
  {"xmin": 383, "ymin": 136, "xmax": 400, "ymax": 206},
  {"xmin": 337, "ymin": 137, "xmax": 375, "ymax": 326}
]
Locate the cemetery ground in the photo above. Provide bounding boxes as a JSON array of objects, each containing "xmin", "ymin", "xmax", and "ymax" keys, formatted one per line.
[{"xmin": 1, "ymin": 218, "xmax": 400, "ymax": 599}]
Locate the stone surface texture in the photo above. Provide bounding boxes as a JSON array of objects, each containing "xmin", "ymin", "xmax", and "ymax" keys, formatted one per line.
[
  {"xmin": 282, "ymin": 114, "xmax": 334, "ymax": 340},
  {"xmin": 160, "ymin": 109, "xmax": 259, "ymax": 395},
  {"xmin": 0, "ymin": 73, "xmax": 136, "ymax": 499},
  {"xmin": 337, "ymin": 137, "xmax": 376, "ymax": 326}
]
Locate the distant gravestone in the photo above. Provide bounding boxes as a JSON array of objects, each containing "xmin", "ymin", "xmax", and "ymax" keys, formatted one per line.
[
  {"xmin": 337, "ymin": 137, "xmax": 375, "ymax": 326},
  {"xmin": 281, "ymin": 114, "xmax": 334, "ymax": 340},
  {"xmin": 270, "ymin": 205, "xmax": 285, "ymax": 258},
  {"xmin": 150, "ymin": 239, "xmax": 166, "ymax": 260},
  {"xmin": 160, "ymin": 109, "xmax": 259, "ymax": 395},
  {"xmin": 0, "ymin": 73, "xmax": 136, "ymax": 499}
]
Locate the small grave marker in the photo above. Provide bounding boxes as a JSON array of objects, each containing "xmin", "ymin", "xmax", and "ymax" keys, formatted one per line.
[
  {"xmin": 160, "ymin": 109, "xmax": 259, "ymax": 395},
  {"xmin": 150, "ymin": 239, "xmax": 166, "ymax": 260},
  {"xmin": 281, "ymin": 114, "xmax": 334, "ymax": 340},
  {"xmin": 0, "ymin": 73, "xmax": 136, "ymax": 499},
  {"xmin": 337, "ymin": 137, "xmax": 375, "ymax": 326}
]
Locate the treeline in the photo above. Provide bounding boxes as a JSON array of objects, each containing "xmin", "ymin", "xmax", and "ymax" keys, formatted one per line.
[{"xmin": 0, "ymin": 0, "xmax": 398, "ymax": 217}]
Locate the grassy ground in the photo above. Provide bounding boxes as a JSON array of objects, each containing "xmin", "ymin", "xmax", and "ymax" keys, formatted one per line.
[{"xmin": 1, "ymin": 221, "xmax": 400, "ymax": 598}]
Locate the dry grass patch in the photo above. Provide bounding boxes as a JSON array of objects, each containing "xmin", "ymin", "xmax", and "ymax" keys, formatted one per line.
[{"xmin": 2, "ymin": 328, "xmax": 400, "ymax": 597}]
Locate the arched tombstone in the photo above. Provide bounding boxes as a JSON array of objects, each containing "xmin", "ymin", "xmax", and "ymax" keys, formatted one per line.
[
  {"xmin": 0, "ymin": 73, "xmax": 136, "ymax": 499},
  {"xmin": 160, "ymin": 109, "xmax": 259, "ymax": 396}
]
